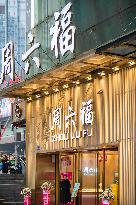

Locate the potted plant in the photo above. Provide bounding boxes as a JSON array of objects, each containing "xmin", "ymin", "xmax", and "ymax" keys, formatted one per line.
[
  {"xmin": 99, "ymin": 187, "xmax": 114, "ymax": 205},
  {"xmin": 21, "ymin": 187, "xmax": 31, "ymax": 196}
]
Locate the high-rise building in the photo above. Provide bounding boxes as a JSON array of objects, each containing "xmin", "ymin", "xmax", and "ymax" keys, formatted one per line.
[
  {"xmin": 0, "ymin": 0, "xmax": 26, "ymax": 154},
  {"xmin": 0, "ymin": 0, "xmax": 26, "ymax": 80}
]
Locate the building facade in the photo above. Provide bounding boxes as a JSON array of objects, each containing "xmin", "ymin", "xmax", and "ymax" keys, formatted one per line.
[
  {"xmin": 25, "ymin": 1, "xmax": 136, "ymax": 204},
  {"xmin": 0, "ymin": 0, "xmax": 135, "ymax": 205}
]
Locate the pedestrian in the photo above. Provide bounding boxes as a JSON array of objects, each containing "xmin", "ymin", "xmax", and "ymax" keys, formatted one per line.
[
  {"xmin": 2, "ymin": 155, "xmax": 9, "ymax": 174},
  {"xmin": 60, "ymin": 174, "xmax": 71, "ymax": 205}
]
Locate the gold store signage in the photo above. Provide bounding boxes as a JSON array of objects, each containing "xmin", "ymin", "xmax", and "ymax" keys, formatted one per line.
[{"xmin": 50, "ymin": 99, "xmax": 93, "ymax": 143}]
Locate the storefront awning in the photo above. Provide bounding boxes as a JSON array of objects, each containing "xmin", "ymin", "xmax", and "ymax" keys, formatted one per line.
[{"xmin": 0, "ymin": 31, "xmax": 135, "ymax": 99}]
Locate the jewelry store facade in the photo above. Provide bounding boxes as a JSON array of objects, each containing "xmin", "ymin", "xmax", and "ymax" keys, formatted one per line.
[
  {"xmin": 0, "ymin": 0, "xmax": 135, "ymax": 205},
  {"xmin": 24, "ymin": 1, "xmax": 136, "ymax": 204},
  {"xmin": 26, "ymin": 66, "xmax": 135, "ymax": 205}
]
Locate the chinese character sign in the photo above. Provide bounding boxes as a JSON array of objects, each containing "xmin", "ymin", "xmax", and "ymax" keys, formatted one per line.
[
  {"xmin": 50, "ymin": 99, "xmax": 93, "ymax": 143},
  {"xmin": 50, "ymin": 2, "xmax": 76, "ymax": 58},
  {"xmin": 22, "ymin": 32, "xmax": 41, "ymax": 74},
  {"xmin": 0, "ymin": 42, "xmax": 15, "ymax": 84},
  {"xmin": 52, "ymin": 108, "xmax": 62, "ymax": 130},
  {"xmin": 80, "ymin": 99, "xmax": 93, "ymax": 125},
  {"xmin": 65, "ymin": 104, "xmax": 76, "ymax": 129}
]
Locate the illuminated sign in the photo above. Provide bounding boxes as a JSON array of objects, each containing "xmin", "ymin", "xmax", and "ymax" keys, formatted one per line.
[
  {"xmin": 82, "ymin": 166, "xmax": 97, "ymax": 176},
  {"xmin": 80, "ymin": 99, "xmax": 93, "ymax": 125},
  {"xmin": 51, "ymin": 129, "xmax": 92, "ymax": 142},
  {"xmin": 0, "ymin": 2, "xmax": 75, "ymax": 83},
  {"xmin": 22, "ymin": 32, "xmax": 41, "ymax": 74},
  {"xmin": 51, "ymin": 100, "xmax": 93, "ymax": 143},
  {"xmin": 50, "ymin": 2, "xmax": 75, "ymax": 58},
  {"xmin": 0, "ymin": 41, "xmax": 15, "ymax": 84},
  {"xmin": 52, "ymin": 107, "xmax": 62, "ymax": 130}
]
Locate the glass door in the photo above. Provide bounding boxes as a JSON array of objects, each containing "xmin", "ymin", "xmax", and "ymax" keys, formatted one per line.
[
  {"xmin": 104, "ymin": 150, "xmax": 119, "ymax": 205},
  {"xmin": 79, "ymin": 152, "xmax": 98, "ymax": 205},
  {"xmin": 97, "ymin": 149, "xmax": 119, "ymax": 205},
  {"xmin": 59, "ymin": 153, "xmax": 77, "ymax": 205},
  {"xmin": 79, "ymin": 149, "xmax": 119, "ymax": 205},
  {"xmin": 35, "ymin": 154, "xmax": 56, "ymax": 205}
]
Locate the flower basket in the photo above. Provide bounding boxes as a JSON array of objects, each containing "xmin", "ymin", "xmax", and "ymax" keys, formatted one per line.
[
  {"xmin": 21, "ymin": 187, "xmax": 31, "ymax": 196},
  {"xmin": 99, "ymin": 187, "xmax": 114, "ymax": 205},
  {"xmin": 41, "ymin": 181, "xmax": 54, "ymax": 191}
]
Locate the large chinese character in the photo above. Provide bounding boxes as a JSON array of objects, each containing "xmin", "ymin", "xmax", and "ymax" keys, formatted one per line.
[
  {"xmin": 52, "ymin": 108, "xmax": 62, "ymax": 130},
  {"xmin": 80, "ymin": 99, "xmax": 93, "ymax": 125},
  {"xmin": 22, "ymin": 32, "xmax": 41, "ymax": 74},
  {"xmin": 0, "ymin": 42, "xmax": 15, "ymax": 84},
  {"xmin": 65, "ymin": 104, "xmax": 76, "ymax": 128},
  {"xmin": 50, "ymin": 2, "xmax": 76, "ymax": 58}
]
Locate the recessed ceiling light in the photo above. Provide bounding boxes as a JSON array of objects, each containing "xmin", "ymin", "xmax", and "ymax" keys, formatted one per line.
[
  {"xmin": 75, "ymin": 80, "xmax": 80, "ymax": 84},
  {"xmin": 112, "ymin": 66, "xmax": 119, "ymax": 71},
  {"xmin": 53, "ymin": 88, "xmax": 59, "ymax": 92},
  {"xmin": 128, "ymin": 61, "xmax": 135, "ymax": 66},
  {"xmin": 100, "ymin": 72, "xmax": 105, "ymax": 76},
  {"xmin": 63, "ymin": 84, "xmax": 69, "ymax": 89},
  {"xmin": 44, "ymin": 91, "xmax": 49, "ymax": 95},
  {"xmin": 27, "ymin": 97, "xmax": 32, "ymax": 101},
  {"xmin": 35, "ymin": 94, "xmax": 41, "ymax": 98},
  {"xmin": 86, "ymin": 76, "xmax": 92, "ymax": 80}
]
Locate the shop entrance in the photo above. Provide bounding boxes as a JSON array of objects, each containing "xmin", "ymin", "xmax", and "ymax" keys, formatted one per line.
[
  {"xmin": 59, "ymin": 153, "xmax": 78, "ymax": 205},
  {"xmin": 35, "ymin": 148, "xmax": 118, "ymax": 205},
  {"xmin": 59, "ymin": 149, "xmax": 118, "ymax": 205}
]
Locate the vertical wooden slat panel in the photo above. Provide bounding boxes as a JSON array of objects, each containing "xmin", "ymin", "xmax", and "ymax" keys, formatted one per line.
[{"xmin": 109, "ymin": 75, "xmax": 113, "ymax": 143}]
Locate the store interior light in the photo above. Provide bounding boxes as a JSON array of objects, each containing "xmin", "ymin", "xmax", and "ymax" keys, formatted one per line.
[{"xmin": 128, "ymin": 61, "xmax": 135, "ymax": 66}]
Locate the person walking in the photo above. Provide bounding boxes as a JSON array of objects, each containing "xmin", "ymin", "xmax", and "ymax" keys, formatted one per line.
[
  {"xmin": 60, "ymin": 175, "xmax": 71, "ymax": 205},
  {"xmin": 2, "ymin": 155, "xmax": 9, "ymax": 174}
]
